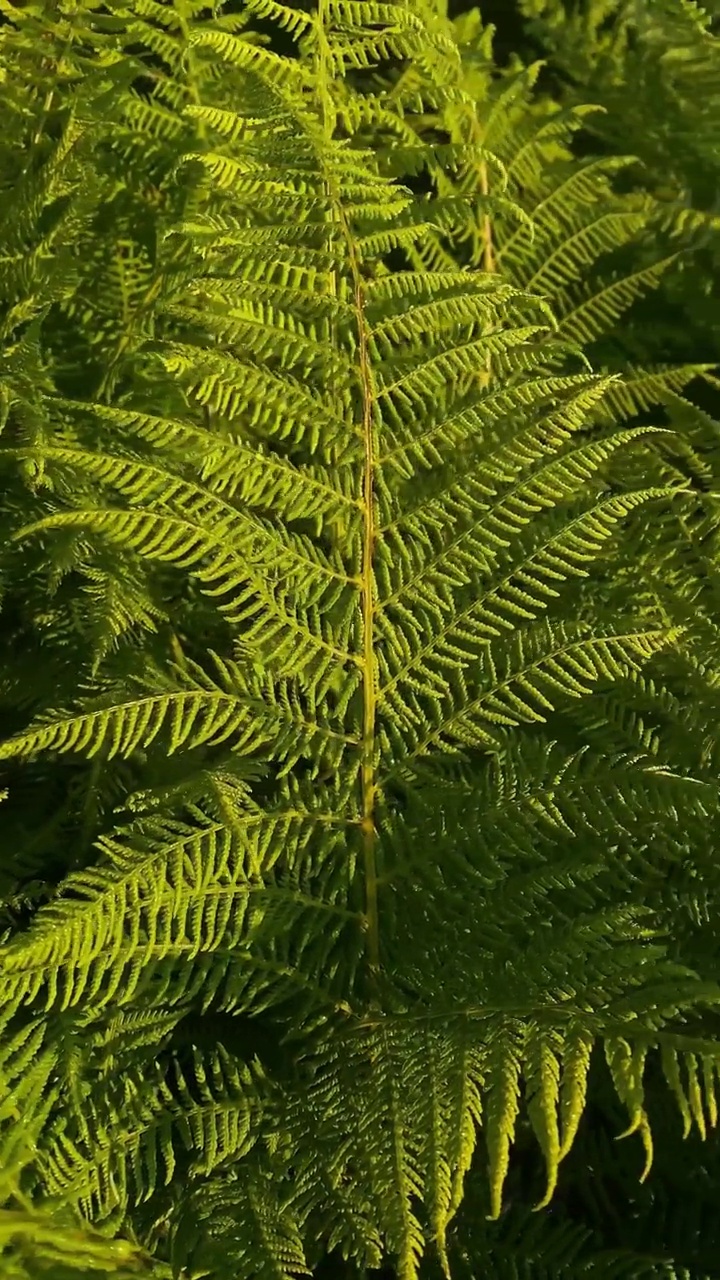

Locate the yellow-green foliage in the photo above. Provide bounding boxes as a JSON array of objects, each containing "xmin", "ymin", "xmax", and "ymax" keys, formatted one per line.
[{"xmin": 0, "ymin": 2, "xmax": 719, "ymax": 1278}]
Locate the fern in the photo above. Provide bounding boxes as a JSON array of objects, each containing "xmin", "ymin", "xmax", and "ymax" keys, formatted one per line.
[
  {"xmin": 0, "ymin": 2, "xmax": 720, "ymax": 1278},
  {"xmin": 514, "ymin": 0, "xmax": 720, "ymax": 377}
]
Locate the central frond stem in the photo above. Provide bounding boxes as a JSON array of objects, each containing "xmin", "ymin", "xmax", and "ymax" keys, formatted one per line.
[
  {"xmin": 474, "ymin": 124, "xmax": 494, "ymax": 391},
  {"xmin": 336, "ymin": 224, "xmax": 381, "ymax": 977},
  {"xmin": 478, "ymin": 158, "xmax": 495, "ymax": 275},
  {"xmin": 356, "ymin": 262, "xmax": 381, "ymax": 976},
  {"xmin": 314, "ymin": 0, "xmax": 380, "ymax": 976}
]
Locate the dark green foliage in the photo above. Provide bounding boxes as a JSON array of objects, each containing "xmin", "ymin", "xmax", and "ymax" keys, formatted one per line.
[{"xmin": 0, "ymin": 0, "xmax": 719, "ymax": 1277}]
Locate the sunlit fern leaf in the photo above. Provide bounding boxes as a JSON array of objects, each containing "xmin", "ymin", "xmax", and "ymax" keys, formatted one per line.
[
  {"xmin": 0, "ymin": 1019, "xmax": 152, "ymax": 1275},
  {"xmin": 354, "ymin": 9, "xmax": 712, "ymax": 429}
]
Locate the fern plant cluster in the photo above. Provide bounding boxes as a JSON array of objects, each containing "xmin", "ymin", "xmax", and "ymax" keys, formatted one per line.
[{"xmin": 1, "ymin": 0, "xmax": 720, "ymax": 1276}]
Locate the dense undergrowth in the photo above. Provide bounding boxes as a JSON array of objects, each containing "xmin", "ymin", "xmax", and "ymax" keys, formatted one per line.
[{"xmin": 0, "ymin": 0, "xmax": 720, "ymax": 1276}]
